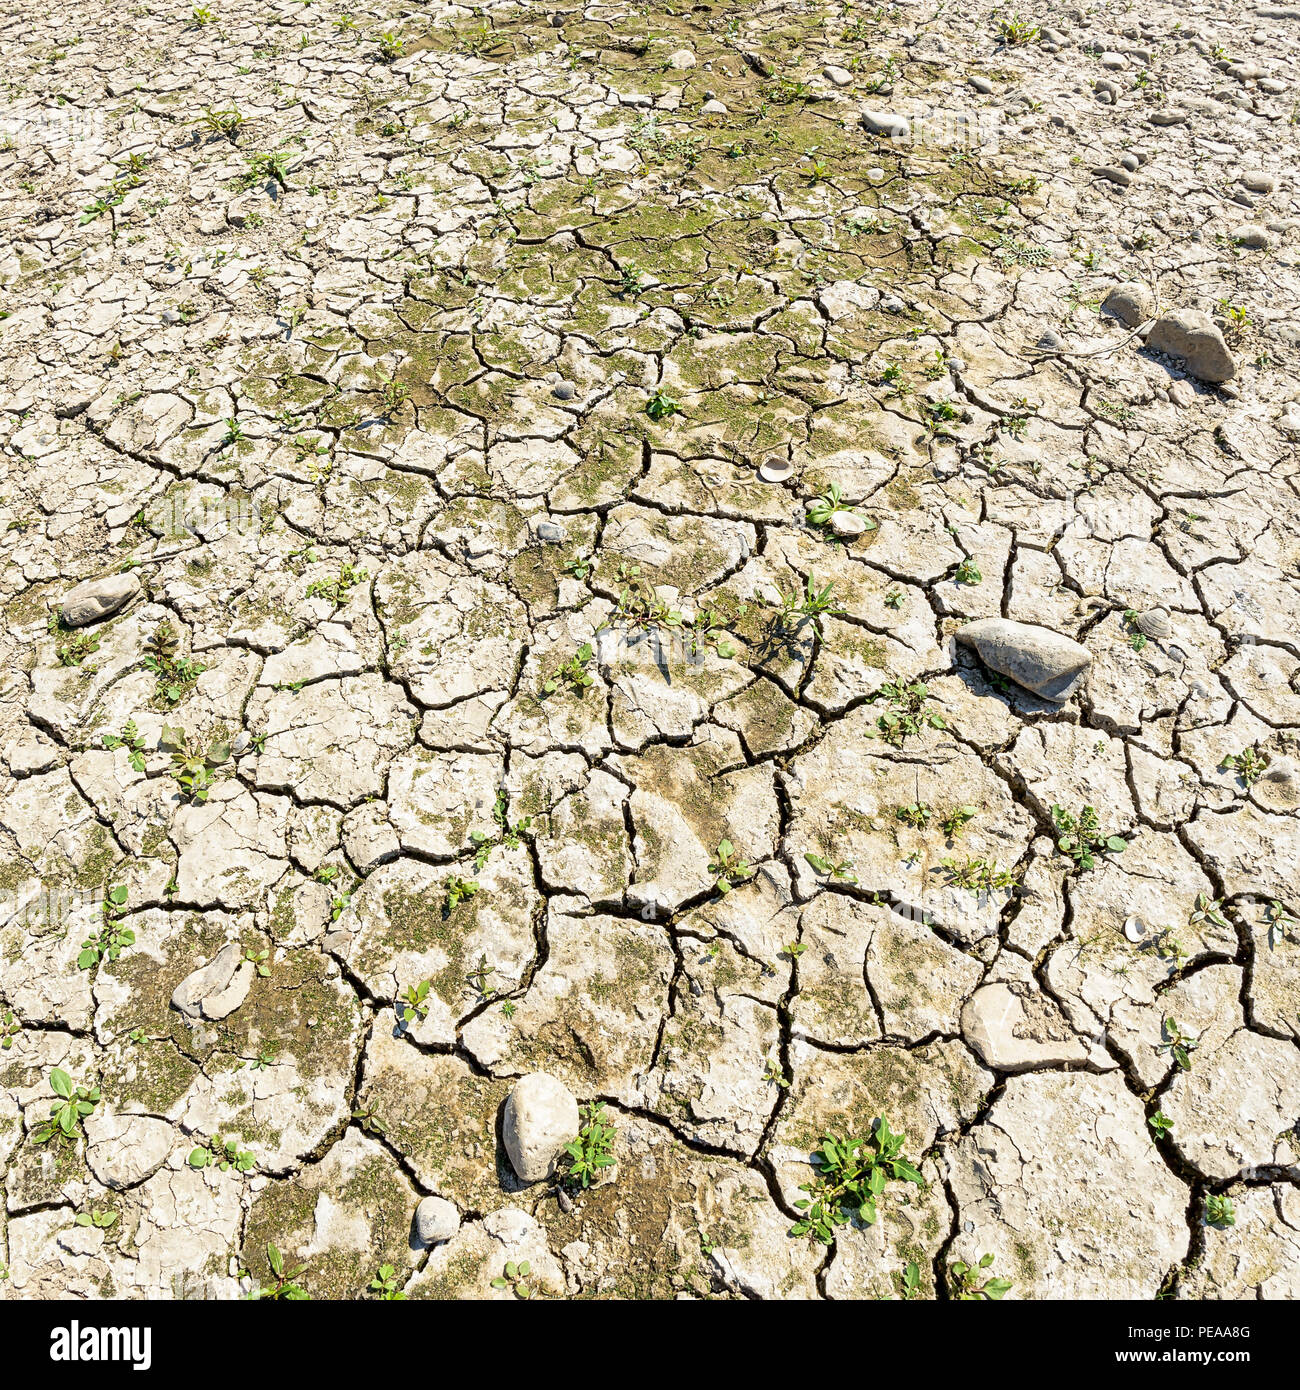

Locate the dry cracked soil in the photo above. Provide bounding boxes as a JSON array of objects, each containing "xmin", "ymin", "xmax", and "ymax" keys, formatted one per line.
[{"xmin": 1, "ymin": 0, "xmax": 1299, "ymax": 1304}]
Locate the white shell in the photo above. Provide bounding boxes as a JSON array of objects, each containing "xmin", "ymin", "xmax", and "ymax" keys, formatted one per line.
[
  {"xmin": 1134, "ymin": 607, "xmax": 1172, "ymax": 639},
  {"xmin": 1123, "ymin": 915, "xmax": 1148, "ymax": 944},
  {"xmin": 758, "ymin": 456, "xmax": 794, "ymax": 483}
]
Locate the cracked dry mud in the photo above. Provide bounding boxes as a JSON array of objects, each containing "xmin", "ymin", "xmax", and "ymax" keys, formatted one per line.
[{"xmin": 1, "ymin": 0, "xmax": 1299, "ymax": 1304}]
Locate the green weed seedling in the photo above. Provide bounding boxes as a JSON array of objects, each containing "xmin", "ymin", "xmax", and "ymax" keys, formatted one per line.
[
  {"xmin": 1158, "ymin": 1016, "xmax": 1198, "ymax": 1071},
  {"xmin": 790, "ymin": 1119, "xmax": 924, "ymax": 1245},
  {"xmin": 74, "ymin": 1210, "xmax": 118, "ymax": 1230},
  {"xmin": 708, "ymin": 839, "xmax": 753, "ymax": 895},
  {"xmin": 1, "ymin": 1009, "xmax": 19, "ymax": 1050},
  {"xmin": 1205, "ymin": 1193, "xmax": 1235, "ymax": 1229},
  {"xmin": 161, "ymin": 725, "xmax": 231, "ymax": 803},
  {"xmin": 542, "ymin": 641, "xmax": 595, "ymax": 697},
  {"xmin": 189, "ymin": 1135, "xmax": 255, "ymax": 1173},
  {"xmin": 491, "ymin": 1260, "xmax": 534, "ymax": 1298},
  {"xmin": 369, "ymin": 1264, "xmax": 407, "ymax": 1300},
  {"xmin": 775, "ymin": 573, "xmax": 844, "ymax": 641},
  {"xmin": 1148, "ymin": 1110, "xmax": 1174, "ymax": 1140},
  {"xmin": 806, "ymin": 483, "xmax": 875, "ymax": 537},
  {"xmin": 646, "ymin": 389, "xmax": 680, "ymax": 421},
  {"xmin": 444, "ymin": 874, "xmax": 479, "ymax": 913},
  {"xmin": 949, "ymin": 1252, "xmax": 1012, "ymax": 1299},
  {"xmin": 1051, "ymin": 804, "xmax": 1126, "ymax": 871},
  {"xmin": 868, "ymin": 681, "xmax": 946, "ymax": 746},
  {"xmin": 248, "ymin": 1243, "xmax": 310, "ymax": 1300},
  {"xmin": 103, "ymin": 719, "xmax": 147, "ymax": 771},
  {"xmin": 398, "ymin": 978, "xmax": 431, "ymax": 1024},
  {"xmin": 561, "ymin": 1101, "xmax": 617, "ymax": 1189},
  {"xmin": 804, "ymin": 852, "xmax": 857, "ymax": 883},
  {"xmin": 1219, "ymin": 746, "xmax": 1270, "ymax": 786},
  {"xmin": 142, "ymin": 620, "xmax": 205, "ymax": 705},
  {"xmin": 77, "ymin": 885, "xmax": 132, "ymax": 970},
  {"xmin": 33, "ymin": 1068, "xmax": 100, "ymax": 1144}
]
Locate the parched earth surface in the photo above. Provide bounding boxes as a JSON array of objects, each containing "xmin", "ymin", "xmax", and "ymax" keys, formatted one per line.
[{"xmin": 1, "ymin": 0, "xmax": 1299, "ymax": 1302}]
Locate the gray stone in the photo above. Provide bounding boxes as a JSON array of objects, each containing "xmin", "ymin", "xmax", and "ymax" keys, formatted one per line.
[
  {"xmin": 60, "ymin": 571, "xmax": 141, "ymax": 627},
  {"xmin": 170, "ymin": 942, "xmax": 255, "ymax": 1022},
  {"xmin": 1232, "ymin": 224, "xmax": 1272, "ymax": 249},
  {"xmin": 535, "ymin": 519, "xmax": 567, "ymax": 543},
  {"xmin": 1101, "ymin": 282, "xmax": 1154, "ymax": 328},
  {"xmin": 502, "ymin": 1071, "xmax": 579, "ymax": 1182},
  {"xmin": 413, "ymin": 1195, "xmax": 460, "ymax": 1245},
  {"xmin": 861, "ymin": 110, "xmax": 910, "ymax": 140},
  {"xmin": 551, "ymin": 380, "xmax": 576, "ymax": 400},
  {"xmin": 1093, "ymin": 165, "xmax": 1133, "ymax": 188},
  {"xmin": 1147, "ymin": 308, "xmax": 1237, "ymax": 383},
  {"xmin": 956, "ymin": 617, "xmax": 1092, "ymax": 702}
]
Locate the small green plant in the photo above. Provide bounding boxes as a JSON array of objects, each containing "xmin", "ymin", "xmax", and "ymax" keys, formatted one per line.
[
  {"xmin": 243, "ymin": 947, "xmax": 271, "ymax": 978},
  {"xmin": 775, "ymin": 573, "xmax": 844, "ymax": 640},
  {"xmin": 189, "ymin": 1135, "xmax": 255, "ymax": 1174},
  {"xmin": 76, "ymin": 886, "xmax": 132, "ymax": 970},
  {"xmin": 1215, "ymin": 299, "xmax": 1251, "ymax": 335},
  {"xmin": 1205, "ymin": 1193, "xmax": 1236, "ymax": 1229},
  {"xmin": 542, "ymin": 641, "xmax": 595, "ymax": 697},
  {"xmin": 102, "ymin": 717, "xmax": 148, "ymax": 772},
  {"xmin": 646, "ymin": 389, "xmax": 680, "ymax": 421},
  {"xmin": 248, "ymin": 1243, "xmax": 310, "ymax": 1300},
  {"xmin": 192, "ymin": 5, "xmax": 215, "ymax": 26},
  {"xmin": 196, "ymin": 107, "xmax": 243, "ymax": 138},
  {"xmin": 790, "ymin": 1120, "xmax": 924, "ymax": 1245},
  {"xmin": 949, "ymin": 1252, "xmax": 1012, "ymax": 1300},
  {"xmin": 561, "ymin": 1101, "xmax": 617, "ymax": 1189},
  {"xmin": 1148, "ymin": 1110, "xmax": 1174, "ymax": 1140},
  {"xmin": 369, "ymin": 1264, "xmax": 407, "ymax": 1299},
  {"xmin": 941, "ymin": 857, "xmax": 1019, "ymax": 893},
  {"xmin": 1219, "ymin": 746, "xmax": 1270, "ymax": 787},
  {"xmin": 444, "ymin": 875, "xmax": 479, "ymax": 913},
  {"xmin": 0, "ymin": 1009, "xmax": 18, "ymax": 1050},
  {"xmin": 375, "ymin": 30, "xmax": 404, "ymax": 62},
  {"xmin": 56, "ymin": 629, "xmax": 101, "ymax": 667},
  {"xmin": 804, "ymin": 852, "xmax": 857, "ymax": 883},
  {"xmin": 162, "ymin": 726, "xmax": 231, "ymax": 803},
  {"xmin": 940, "ymin": 805, "xmax": 978, "ymax": 840},
  {"xmin": 895, "ymin": 801, "xmax": 932, "ymax": 829},
  {"xmin": 74, "ymin": 1209, "xmax": 118, "ymax": 1230},
  {"xmin": 1158, "ymin": 1017, "xmax": 1199, "ymax": 1071},
  {"xmin": 708, "ymin": 839, "xmax": 753, "ymax": 895},
  {"xmin": 33, "ymin": 1068, "xmax": 100, "ymax": 1144},
  {"xmin": 562, "ymin": 554, "xmax": 594, "ymax": 580},
  {"xmin": 1050, "ymin": 804, "xmax": 1126, "ymax": 871},
  {"xmin": 1264, "ymin": 899, "xmax": 1297, "ymax": 949},
  {"xmin": 352, "ymin": 1104, "xmax": 386, "ymax": 1137},
  {"xmin": 884, "ymin": 588, "xmax": 904, "ymax": 609},
  {"xmin": 465, "ymin": 955, "xmax": 496, "ymax": 1000},
  {"xmin": 897, "ymin": 1261, "xmax": 923, "ymax": 1299},
  {"xmin": 868, "ymin": 681, "xmax": 947, "ymax": 746},
  {"xmin": 142, "ymin": 620, "xmax": 205, "ymax": 705},
  {"xmin": 762, "ymin": 1056, "xmax": 790, "ymax": 1088},
  {"xmin": 805, "ymin": 483, "xmax": 874, "ymax": 536},
  {"xmin": 953, "ymin": 557, "xmax": 982, "ymax": 586},
  {"xmin": 398, "ymin": 979, "xmax": 431, "ymax": 1024},
  {"xmin": 305, "ymin": 560, "xmax": 368, "ymax": 604},
  {"xmin": 491, "ymin": 1260, "xmax": 534, "ymax": 1299},
  {"xmin": 468, "ymin": 790, "xmax": 533, "ymax": 872}
]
